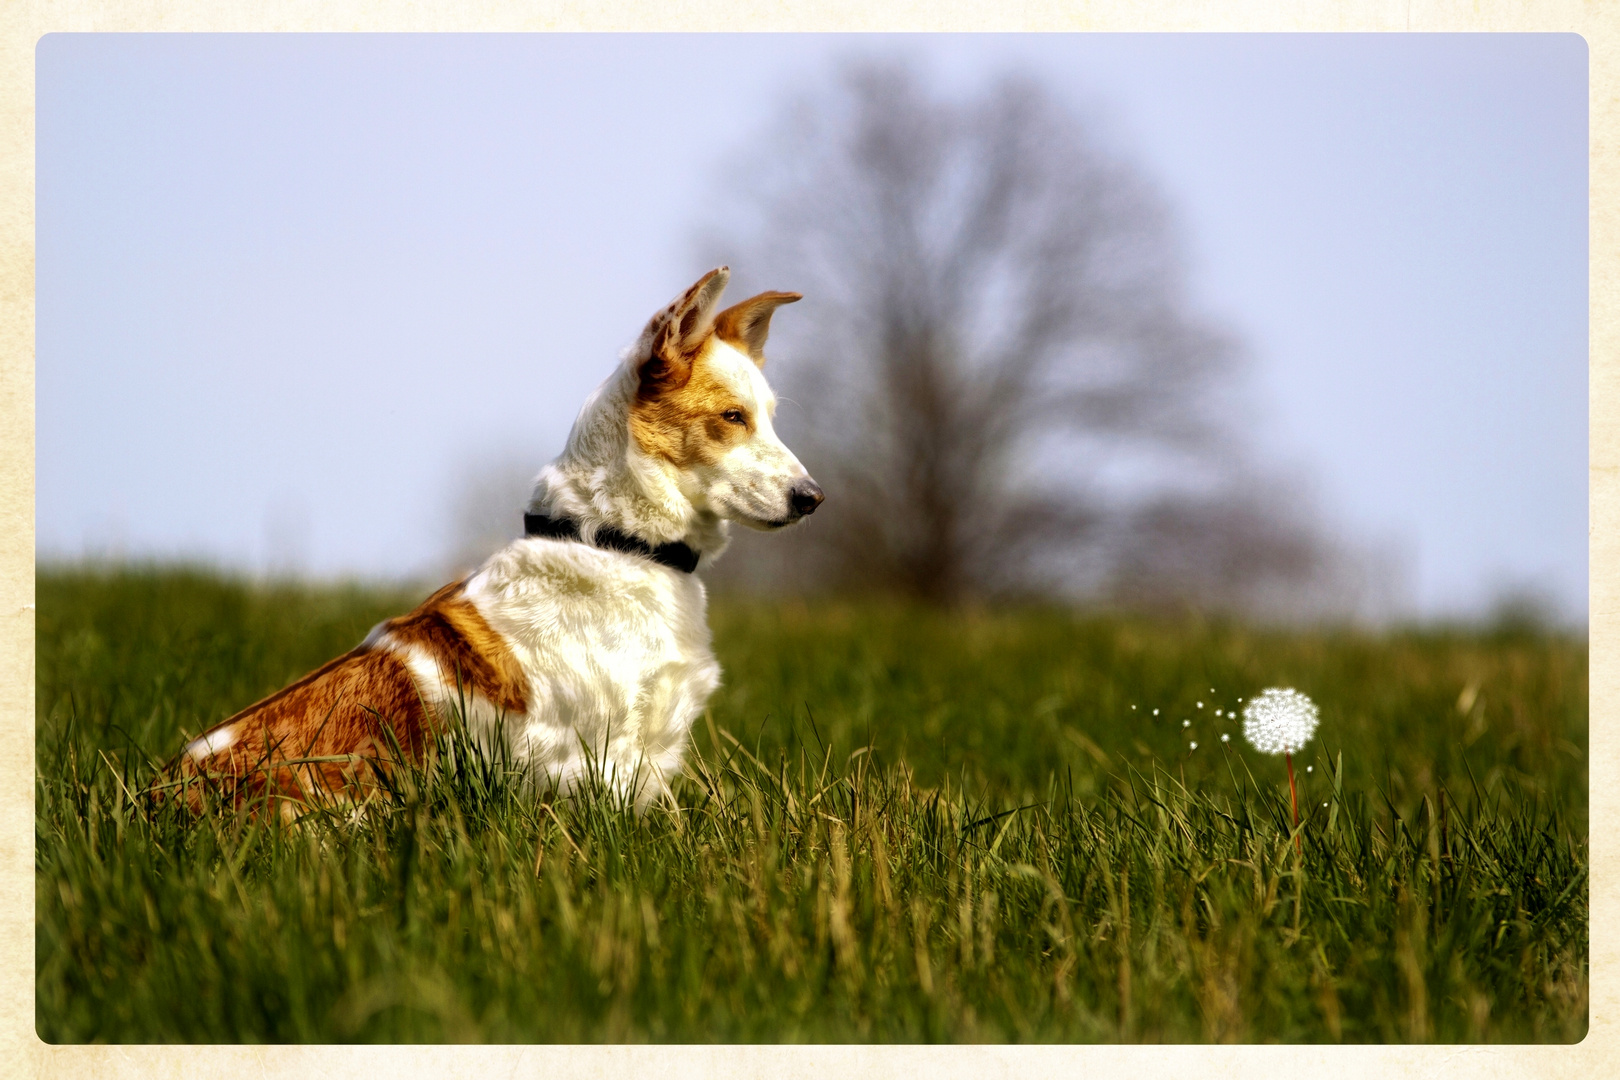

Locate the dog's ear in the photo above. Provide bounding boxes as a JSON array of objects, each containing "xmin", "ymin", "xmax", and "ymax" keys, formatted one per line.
[
  {"xmin": 714, "ymin": 291, "xmax": 802, "ymax": 369},
  {"xmin": 638, "ymin": 267, "xmax": 731, "ymax": 397}
]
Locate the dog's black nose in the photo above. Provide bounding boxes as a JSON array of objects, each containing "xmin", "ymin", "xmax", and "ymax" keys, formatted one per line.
[{"xmin": 790, "ymin": 479, "xmax": 825, "ymax": 517}]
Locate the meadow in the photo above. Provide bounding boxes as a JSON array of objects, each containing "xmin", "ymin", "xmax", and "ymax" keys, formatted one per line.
[{"xmin": 35, "ymin": 567, "xmax": 1588, "ymax": 1042}]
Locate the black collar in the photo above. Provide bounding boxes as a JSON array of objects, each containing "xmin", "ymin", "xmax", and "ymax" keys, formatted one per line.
[{"xmin": 523, "ymin": 512, "xmax": 701, "ymax": 574}]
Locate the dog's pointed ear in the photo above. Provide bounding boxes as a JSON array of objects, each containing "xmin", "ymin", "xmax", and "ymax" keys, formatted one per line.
[
  {"xmin": 637, "ymin": 267, "xmax": 731, "ymax": 397},
  {"xmin": 714, "ymin": 291, "xmax": 802, "ymax": 369}
]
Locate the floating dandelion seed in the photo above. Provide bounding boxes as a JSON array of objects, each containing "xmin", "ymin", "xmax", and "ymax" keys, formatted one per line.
[
  {"xmin": 1220, "ymin": 733, "xmax": 1230, "ymax": 743},
  {"xmin": 1306, "ymin": 766, "xmax": 1313, "ymax": 773},
  {"xmin": 1182, "ymin": 719, "xmax": 1191, "ymax": 728},
  {"xmin": 1131, "ymin": 705, "xmax": 1137, "ymax": 710},
  {"xmin": 1189, "ymin": 741, "xmax": 1198, "ymax": 750},
  {"xmin": 1152, "ymin": 709, "xmax": 1159, "ymax": 716},
  {"xmin": 1197, "ymin": 701, "xmax": 1204, "ymax": 708},
  {"xmin": 1243, "ymin": 688, "xmax": 1321, "ymax": 856}
]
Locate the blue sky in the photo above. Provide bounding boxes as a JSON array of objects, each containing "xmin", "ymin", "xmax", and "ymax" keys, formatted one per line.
[{"xmin": 35, "ymin": 33, "xmax": 1588, "ymax": 620}]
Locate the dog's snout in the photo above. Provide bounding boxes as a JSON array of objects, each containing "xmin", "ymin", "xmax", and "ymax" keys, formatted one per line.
[{"xmin": 790, "ymin": 478, "xmax": 825, "ymax": 517}]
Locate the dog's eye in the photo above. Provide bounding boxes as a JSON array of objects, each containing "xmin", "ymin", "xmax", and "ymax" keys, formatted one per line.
[{"xmin": 722, "ymin": 409, "xmax": 748, "ymax": 426}]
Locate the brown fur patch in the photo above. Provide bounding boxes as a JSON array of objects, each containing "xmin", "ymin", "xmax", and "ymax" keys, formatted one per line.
[
  {"xmin": 374, "ymin": 581, "xmax": 529, "ymax": 714},
  {"xmin": 165, "ymin": 647, "xmax": 431, "ymax": 815},
  {"xmin": 630, "ymin": 338, "xmax": 752, "ymax": 468},
  {"xmin": 164, "ymin": 581, "xmax": 528, "ymax": 815}
]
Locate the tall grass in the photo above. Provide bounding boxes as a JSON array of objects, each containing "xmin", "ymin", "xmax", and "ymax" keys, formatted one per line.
[{"xmin": 35, "ymin": 567, "xmax": 1588, "ymax": 1042}]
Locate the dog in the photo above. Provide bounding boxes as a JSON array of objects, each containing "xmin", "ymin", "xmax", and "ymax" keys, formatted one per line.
[{"xmin": 166, "ymin": 267, "xmax": 822, "ymax": 816}]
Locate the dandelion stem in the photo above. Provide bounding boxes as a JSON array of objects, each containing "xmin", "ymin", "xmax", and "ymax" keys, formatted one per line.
[{"xmin": 1286, "ymin": 751, "xmax": 1302, "ymax": 854}]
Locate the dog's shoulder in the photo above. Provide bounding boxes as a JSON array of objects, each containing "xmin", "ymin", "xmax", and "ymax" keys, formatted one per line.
[
  {"xmin": 473, "ymin": 536, "xmax": 704, "ymax": 608},
  {"xmin": 466, "ymin": 537, "xmax": 713, "ymax": 660}
]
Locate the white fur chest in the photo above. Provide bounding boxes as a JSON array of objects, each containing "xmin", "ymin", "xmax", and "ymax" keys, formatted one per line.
[{"xmin": 457, "ymin": 536, "xmax": 720, "ymax": 808}]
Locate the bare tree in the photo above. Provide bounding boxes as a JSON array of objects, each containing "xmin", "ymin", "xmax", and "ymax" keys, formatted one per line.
[
  {"xmin": 1103, "ymin": 477, "xmax": 1396, "ymax": 620},
  {"xmin": 701, "ymin": 58, "xmax": 1352, "ymax": 609}
]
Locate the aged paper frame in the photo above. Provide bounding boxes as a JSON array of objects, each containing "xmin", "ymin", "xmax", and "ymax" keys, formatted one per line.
[{"xmin": 3, "ymin": 3, "xmax": 1609, "ymax": 1078}]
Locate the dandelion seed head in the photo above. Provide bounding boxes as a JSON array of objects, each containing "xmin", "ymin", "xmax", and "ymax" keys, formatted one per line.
[{"xmin": 1241, "ymin": 687, "xmax": 1320, "ymax": 755}]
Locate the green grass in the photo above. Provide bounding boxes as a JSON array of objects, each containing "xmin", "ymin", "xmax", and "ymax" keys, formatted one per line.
[{"xmin": 35, "ymin": 566, "xmax": 1588, "ymax": 1042}]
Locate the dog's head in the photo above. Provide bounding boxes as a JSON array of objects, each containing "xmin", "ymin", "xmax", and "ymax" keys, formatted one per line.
[{"xmin": 627, "ymin": 267, "xmax": 823, "ymax": 530}]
